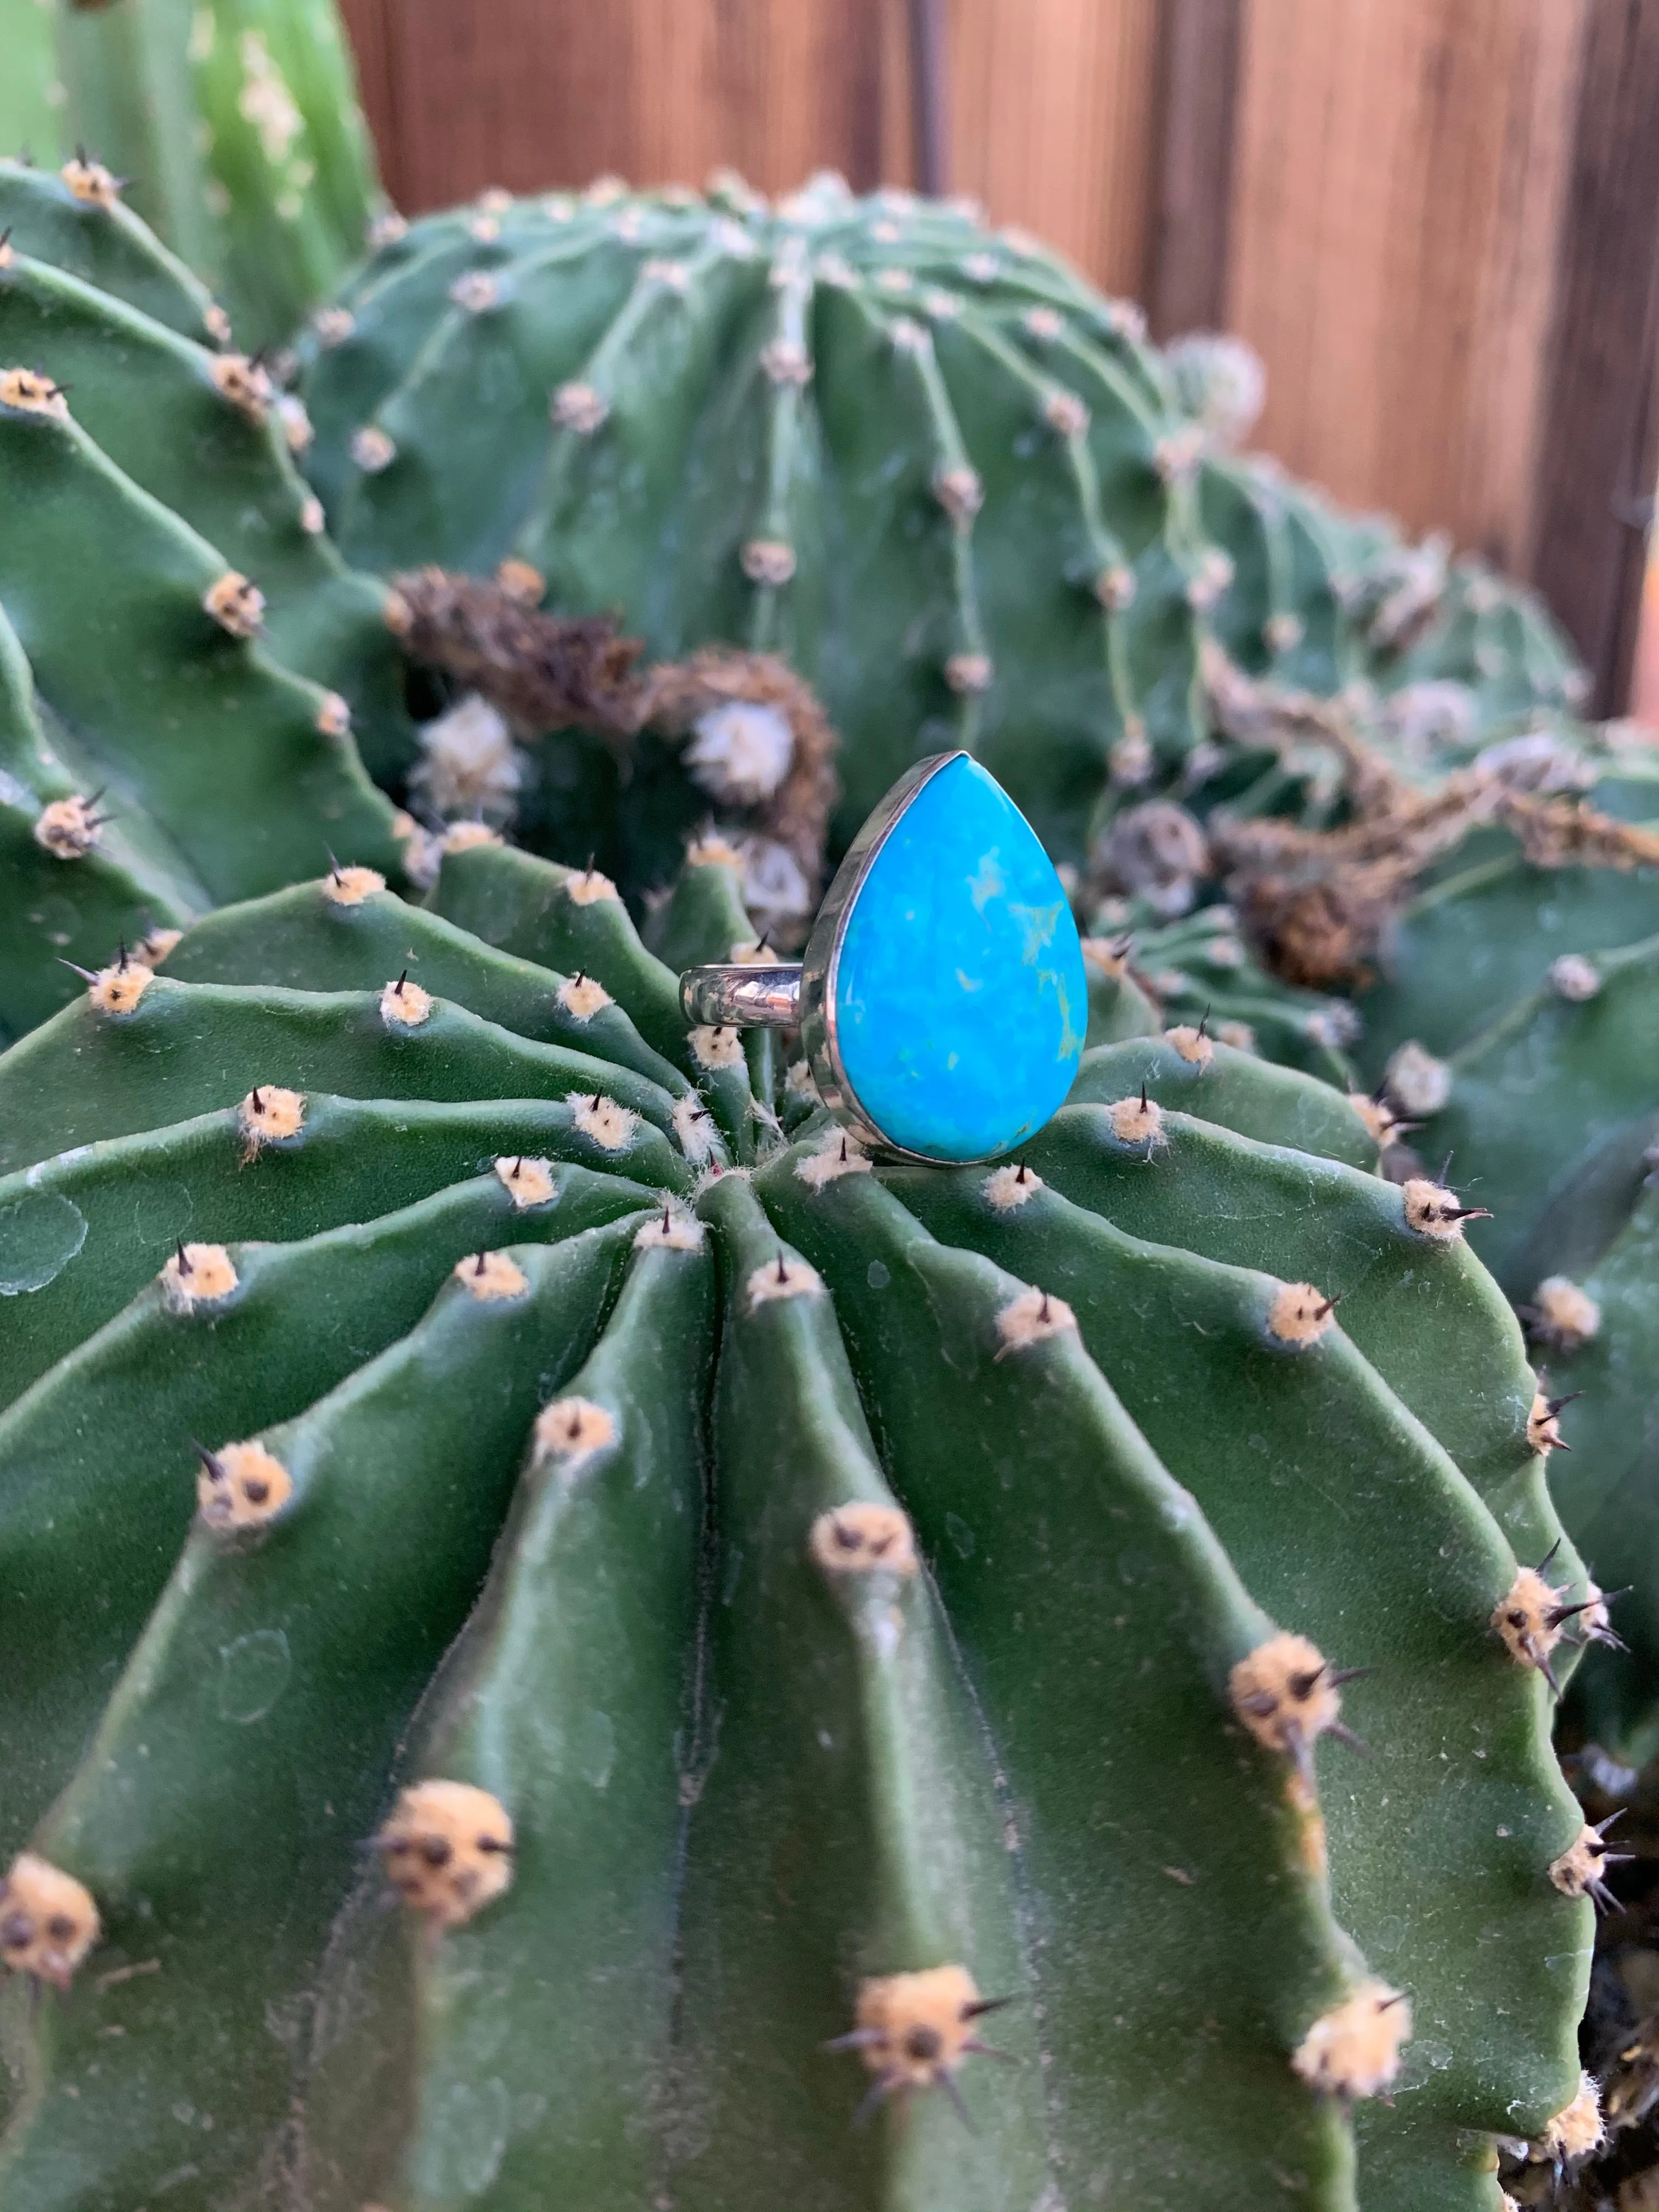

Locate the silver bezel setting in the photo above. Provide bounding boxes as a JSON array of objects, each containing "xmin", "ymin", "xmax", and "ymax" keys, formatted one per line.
[{"xmin": 799, "ymin": 749, "xmax": 984, "ymax": 1166}]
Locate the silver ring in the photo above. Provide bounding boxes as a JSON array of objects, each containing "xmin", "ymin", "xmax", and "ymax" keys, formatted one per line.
[
  {"xmin": 680, "ymin": 754, "xmax": 956, "ymax": 1163},
  {"xmin": 680, "ymin": 964, "xmax": 802, "ymax": 1029},
  {"xmin": 679, "ymin": 751, "xmax": 1087, "ymax": 1166}
]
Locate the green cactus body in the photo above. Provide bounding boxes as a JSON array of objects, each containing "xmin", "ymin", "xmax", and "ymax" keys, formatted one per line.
[
  {"xmin": 1082, "ymin": 899, "xmax": 1359, "ymax": 1081},
  {"xmin": 1352, "ymin": 771, "xmax": 1659, "ymax": 1754},
  {"xmin": 295, "ymin": 176, "xmax": 1218, "ymax": 863},
  {"xmin": 292, "ymin": 175, "xmax": 1581, "ymax": 919},
  {"xmin": 0, "ymin": 163, "xmax": 422, "ymax": 1035},
  {"xmin": 0, "ymin": 853, "xmax": 1594, "ymax": 2209},
  {"xmin": 36, "ymin": 0, "xmax": 386, "ymax": 349}
]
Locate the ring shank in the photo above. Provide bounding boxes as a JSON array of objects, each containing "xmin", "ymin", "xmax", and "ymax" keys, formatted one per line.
[{"xmin": 679, "ymin": 963, "xmax": 803, "ymax": 1029}]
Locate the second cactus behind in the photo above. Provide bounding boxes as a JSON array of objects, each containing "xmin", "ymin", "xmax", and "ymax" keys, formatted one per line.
[{"xmin": 10, "ymin": 0, "xmax": 387, "ymax": 349}]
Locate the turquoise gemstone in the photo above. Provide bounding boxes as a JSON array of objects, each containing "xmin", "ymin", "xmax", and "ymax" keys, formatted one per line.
[{"xmin": 832, "ymin": 756, "xmax": 1086, "ymax": 1162}]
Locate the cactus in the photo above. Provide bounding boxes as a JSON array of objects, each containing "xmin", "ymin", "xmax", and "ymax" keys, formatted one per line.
[
  {"xmin": 5, "ymin": 0, "xmax": 386, "ymax": 349},
  {"xmin": 0, "ymin": 834, "xmax": 1603, "ymax": 2212},
  {"xmin": 0, "ymin": 152, "xmax": 425, "ymax": 1041},
  {"xmin": 291, "ymin": 173, "xmax": 1582, "ymax": 882},
  {"xmin": 1345, "ymin": 752, "xmax": 1659, "ymax": 1764}
]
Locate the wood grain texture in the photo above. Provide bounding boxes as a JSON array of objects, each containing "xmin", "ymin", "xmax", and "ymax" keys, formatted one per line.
[
  {"xmin": 1529, "ymin": 0, "xmax": 1659, "ymax": 713},
  {"xmin": 1148, "ymin": 0, "xmax": 1242, "ymax": 338},
  {"xmin": 1227, "ymin": 0, "xmax": 1586, "ymax": 571},
  {"xmin": 337, "ymin": 0, "xmax": 912, "ymax": 206},
  {"xmin": 947, "ymin": 0, "xmax": 1162, "ymax": 296}
]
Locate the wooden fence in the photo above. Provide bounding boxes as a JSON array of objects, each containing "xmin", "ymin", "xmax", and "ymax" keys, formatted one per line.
[{"xmin": 339, "ymin": 0, "xmax": 1659, "ymax": 713}]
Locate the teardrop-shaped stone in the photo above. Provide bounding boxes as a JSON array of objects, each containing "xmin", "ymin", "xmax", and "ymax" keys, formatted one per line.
[{"xmin": 832, "ymin": 756, "xmax": 1086, "ymax": 1161}]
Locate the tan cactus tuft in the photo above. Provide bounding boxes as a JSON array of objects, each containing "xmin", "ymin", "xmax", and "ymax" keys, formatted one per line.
[
  {"xmin": 196, "ymin": 1439, "xmax": 292, "ymax": 1530},
  {"xmin": 995, "ymin": 1284, "xmax": 1076, "ymax": 1352},
  {"xmin": 0, "ymin": 1854, "xmax": 100, "ymax": 1989},
  {"xmin": 453, "ymin": 1250, "xmax": 529, "ymax": 1302},
  {"xmin": 746, "ymin": 1254, "xmax": 822, "ymax": 1307},
  {"xmin": 533, "ymin": 1395, "xmax": 619, "ymax": 1470},
  {"xmin": 203, "ymin": 571, "xmax": 265, "ymax": 637},
  {"xmin": 1291, "ymin": 1982, "xmax": 1411, "ymax": 2100},
  {"xmin": 1267, "ymin": 1282, "xmax": 1340, "ymax": 1348},
  {"xmin": 161, "ymin": 1241, "xmax": 239, "ymax": 1312},
  {"xmin": 810, "ymin": 1502, "xmax": 918, "ymax": 1577},
  {"xmin": 377, "ymin": 1781, "xmax": 515, "ymax": 1926}
]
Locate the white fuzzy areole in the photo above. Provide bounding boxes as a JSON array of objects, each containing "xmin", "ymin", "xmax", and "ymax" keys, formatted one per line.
[
  {"xmin": 1266, "ymin": 1282, "xmax": 1336, "ymax": 1347},
  {"xmin": 565, "ymin": 866, "xmax": 620, "ymax": 906},
  {"xmin": 571, "ymin": 1093, "xmax": 639, "ymax": 1151},
  {"xmin": 850, "ymin": 1965, "xmax": 980, "ymax": 2085},
  {"xmin": 1492, "ymin": 1566, "xmax": 1567, "ymax": 1673},
  {"xmin": 197, "ymin": 1440, "xmax": 292, "ymax": 1530},
  {"xmin": 377, "ymin": 1780, "xmax": 515, "ymax": 1926},
  {"xmin": 161, "ymin": 1242, "xmax": 239, "ymax": 1312},
  {"xmin": 746, "ymin": 1255, "xmax": 822, "ymax": 1307},
  {"xmin": 87, "ymin": 961, "xmax": 155, "ymax": 1015},
  {"xmin": 1539, "ymin": 2075, "xmax": 1604, "ymax": 2163},
  {"xmin": 380, "ymin": 976, "xmax": 433, "ymax": 1028},
  {"xmin": 1164, "ymin": 1024, "xmax": 1213, "ymax": 1069},
  {"xmin": 454, "ymin": 1250, "xmax": 529, "ymax": 1302},
  {"xmin": 349, "ymin": 425, "xmax": 396, "ymax": 473},
  {"xmin": 204, "ymin": 571, "xmax": 264, "ymax": 636},
  {"xmin": 321, "ymin": 864, "xmax": 383, "ymax": 907},
  {"xmin": 1549, "ymin": 1822, "xmax": 1613, "ymax": 1900},
  {"xmin": 1229, "ymin": 1632, "xmax": 1341, "ymax": 1754},
  {"xmin": 741, "ymin": 538, "xmax": 797, "ymax": 586},
  {"xmin": 1401, "ymin": 1178, "xmax": 1480, "ymax": 1239},
  {"xmin": 1530, "ymin": 1274, "xmax": 1601, "ymax": 1350},
  {"xmin": 558, "ymin": 974, "xmax": 613, "ymax": 1022},
  {"xmin": 983, "ymin": 1162, "xmax": 1042, "ymax": 1211},
  {"xmin": 690, "ymin": 1025, "xmax": 745, "ymax": 1072},
  {"xmin": 796, "ymin": 1133, "xmax": 870, "ymax": 1189},
  {"xmin": 1385, "ymin": 1040, "xmax": 1452, "ymax": 1118},
  {"xmin": 810, "ymin": 1502, "xmax": 917, "ymax": 1577},
  {"xmin": 239, "ymin": 1085, "xmax": 304, "ymax": 1149},
  {"xmin": 494, "ymin": 1156, "xmax": 556, "ymax": 1210},
  {"xmin": 1107, "ymin": 1094, "xmax": 1165, "ymax": 1150},
  {"xmin": 685, "ymin": 699, "xmax": 796, "ymax": 804},
  {"xmin": 995, "ymin": 1285, "xmax": 1076, "ymax": 1351},
  {"xmin": 673, "ymin": 1093, "xmax": 719, "ymax": 1163},
  {"xmin": 552, "ymin": 381, "xmax": 608, "ymax": 434},
  {"xmin": 32, "ymin": 794, "xmax": 100, "ymax": 858},
  {"xmin": 0, "ymin": 1854, "xmax": 100, "ymax": 1989},
  {"xmin": 1291, "ymin": 1983, "xmax": 1410, "ymax": 2100},
  {"xmin": 534, "ymin": 1395, "xmax": 618, "ymax": 1470},
  {"xmin": 410, "ymin": 693, "xmax": 520, "ymax": 823},
  {"xmin": 634, "ymin": 1209, "xmax": 705, "ymax": 1252}
]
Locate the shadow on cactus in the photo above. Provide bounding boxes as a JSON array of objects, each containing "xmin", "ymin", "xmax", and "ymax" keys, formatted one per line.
[{"xmin": 0, "ymin": 830, "xmax": 1605, "ymax": 2212}]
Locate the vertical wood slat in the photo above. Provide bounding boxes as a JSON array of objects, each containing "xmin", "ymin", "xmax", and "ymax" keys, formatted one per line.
[
  {"xmin": 1528, "ymin": 0, "xmax": 1659, "ymax": 716},
  {"xmin": 1224, "ymin": 0, "xmax": 1586, "ymax": 575},
  {"xmin": 947, "ymin": 0, "xmax": 1162, "ymax": 297},
  {"xmin": 1147, "ymin": 0, "xmax": 1242, "ymax": 338},
  {"xmin": 336, "ymin": 0, "xmax": 911, "ymax": 208}
]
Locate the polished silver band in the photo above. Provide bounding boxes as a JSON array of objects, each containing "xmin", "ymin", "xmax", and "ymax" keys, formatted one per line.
[{"xmin": 679, "ymin": 963, "xmax": 803, "ymax": 1029}]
